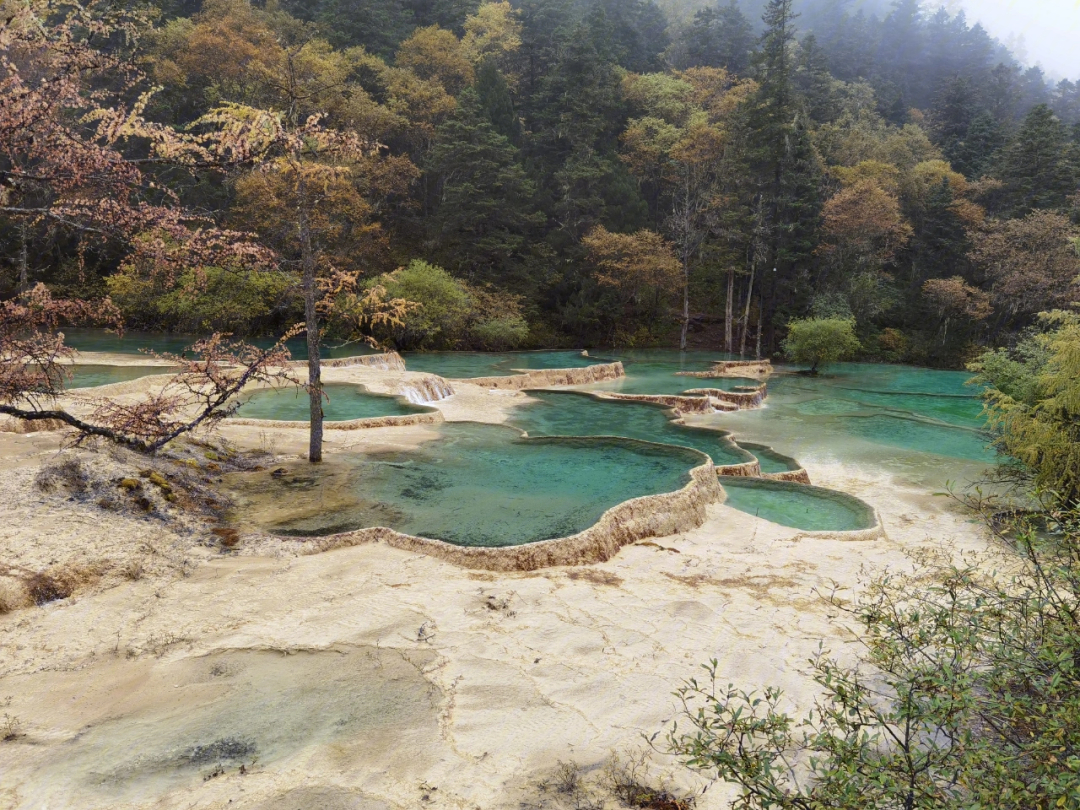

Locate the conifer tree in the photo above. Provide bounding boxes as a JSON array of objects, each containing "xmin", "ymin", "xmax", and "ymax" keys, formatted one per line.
[
  {"xmin": 681, "ymin": 1, "xmax": 753, "ymax": 75},
  {"xmin": 996, "ymin": 104, "xmax": 1078, "ymax": 215},
  {"xmin": 426, "ymin": 89, "xmax": 542, "ymax": 284},
  {"xmin": 475, "ymin": 60, "xmax": 520, "ymax": 142}
]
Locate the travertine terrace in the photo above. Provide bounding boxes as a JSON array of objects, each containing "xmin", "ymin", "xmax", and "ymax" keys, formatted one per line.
[{"xmin": 0, "ymin": 352, "xmax": 987, "ymax": 810}]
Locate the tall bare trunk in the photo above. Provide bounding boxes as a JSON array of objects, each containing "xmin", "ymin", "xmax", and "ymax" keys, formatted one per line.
[
  {"xmin": 298, "ymin": 177, "xmax": 322, "ymax": 464},
  {"xmin": 679, "ymin": 255, "xmax": 690, "ymax": 350},
  {"xmin": 739, "ymin": 266, "xmax": 755, "ymax": 357},
  {"xmin": 755, "ymin": 292, "xmax": 763, "ymax": 360},
  {"xmin": 18, "ymin": 223, "xmax": 28, "ymax": 294},
  {"xmin": 724, "ymin": 266, "xmax": 734, "ymax": 353}
]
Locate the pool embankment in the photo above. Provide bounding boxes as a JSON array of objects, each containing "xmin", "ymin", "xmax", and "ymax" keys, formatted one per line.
[
  {"xmin": 268, "ymin": 456, "xmax": 724, "ymax": 571},
  {"xmin": 398, "ymin": 375, "xmax": 455, "ymax": 404},
  {"xmin": 297, "ymin": 351, "xmax": 406, "ymax": 371},
  {"xmin": 464, "ymin": 362, "xmax": 625, "ymax": 390},
  {"xmin": 683, "ymin": 385, "xmax": 767, "ymax": 409},
  {"xmin": 603, "ymin": 383, "xmax": 767, "ymax": 413},
  {"xmin": 227, "ymin": 410, "xmax": 444, "ymax": 431},
  {"xmin": 715, "ymin": 460, "xmax": 764, "ymax": 477},
  {"xmin": 0, "ymin": 416, "xmax": 68, "ymax": 434},
  {"xmin": 677, "ymin": 360, "xmax": 773, "ymax": 379},
  {"xmin": 764, "ymin": 468, "xmax": 812, "ymax": 484}
]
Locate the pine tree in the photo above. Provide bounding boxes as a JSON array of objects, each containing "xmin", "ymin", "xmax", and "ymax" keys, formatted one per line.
[
  {"xmin": 475, "ymin": 61, "xmax": 520, "ymax": 143},
  {"xmin": 795, "ymin": 34, "xmax": 837, "ymax": 124},
  {"xmin": 280, "ymin": 0, "xmax": 413, "ymax": 55},
  {"xmin": 874, "ymin": 0, "xmax": 926, "ymax": 122},
  {"xmin": 426, "ymin": 89, "xmax": 543, "ymax": 285},
  {"xmin": 952, "ymin": 111, "xmax": 1004, "ymax": 179},
  {"xmin": 911, "ymin": 178, "xmax": 969, "ymax": 286},
  {"xmin": 748, "ymin": 0, "xmax": 822, "ymax": 350},
  {"xmin": 996, "ymin": 104, "xmax": 1078, "ymax": 215},
  {"xmin": 930, "ymin": 77, "xmax": 978, "ymax": 167},
  {"xmin": 681, "ymin": 1, "xmax": 753, "ymax": 75}
]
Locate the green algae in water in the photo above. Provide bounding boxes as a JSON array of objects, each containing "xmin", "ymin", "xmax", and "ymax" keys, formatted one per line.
[
  {"xmin": 234, "ymin": 422, "xmax": 704, "ymax": 546},
  {"xmin": 721, "ymin": 478, "xmax": 876, "ymax": 531},
  {"xmin": 26, "ymin": 648, "xmax": 437, "ymax": 805},
  {"xmin": 714, "ymin": 362, "xmax": 996, "ymax": 474},
  {"xmin": 65, "ymin": 365, "xmax": 175, "ymax": 389},
  {"xmin": 510, "ymin": 390, "xmax": 754, "ymax": 467},
  {"xmin": 236, "ymin": 384, "xmax": 427, "ymax": 422}
]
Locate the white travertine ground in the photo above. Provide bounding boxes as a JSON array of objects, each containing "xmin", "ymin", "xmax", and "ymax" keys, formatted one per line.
[{"xmin": 0, "ymin": 356, "xmax": 991, "ymax": 809}]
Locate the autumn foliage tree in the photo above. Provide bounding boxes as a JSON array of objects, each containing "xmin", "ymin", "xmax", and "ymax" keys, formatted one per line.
[
  {"xmin": 969, "ymin": 211, "xmax": 1080, "ymax": 331},
  {"xmin": 200, "ymin": 104, "xmax": 413, "ymax": 462},
  {"xmin": 0, "ymin": 0, "xmax": 304, "ymax": 450},
  {"xmin": 819, "ymin": 179, "xmax": 913, "ymax": 325},
  {"xmin": 582, "ymin": 225, "xmax": 681, "ymax": 341},
  {"xmin": 922, "ymin": 276, "xmax": 992, "ymax": 346},
  {"xmin": 0, "ymin": 285, "xmax": 297, "ymax": 452}
]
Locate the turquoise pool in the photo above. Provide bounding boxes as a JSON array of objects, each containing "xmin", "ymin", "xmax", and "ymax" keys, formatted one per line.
[
  {"xmin": 236, "ymin": 384, "xmax": 428, "ymax": 422},
  {"xmin": 230, "ymin": 422, "xmax": 705, "ymax": 546}
]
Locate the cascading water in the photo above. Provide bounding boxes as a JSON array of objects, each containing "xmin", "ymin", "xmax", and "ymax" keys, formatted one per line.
[{"xmin": 399, "ymin": 376, "xmax": 455, "ymax": 404}]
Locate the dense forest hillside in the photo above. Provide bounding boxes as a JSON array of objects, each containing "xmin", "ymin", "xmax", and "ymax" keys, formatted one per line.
[{"xmin": 2, "ymin": 0, "xmax": 1078, "ymax": 364}]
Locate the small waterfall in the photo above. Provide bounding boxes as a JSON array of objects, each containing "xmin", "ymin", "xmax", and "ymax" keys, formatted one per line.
[{"xmin": 400, "ymin": 375, "xmax": 455, "ymax": 404}]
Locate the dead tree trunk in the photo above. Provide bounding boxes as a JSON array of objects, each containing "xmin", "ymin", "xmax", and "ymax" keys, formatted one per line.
[
  {"xmin": 755, "ymin": 291, "xmax": 763, "ymax": 360},
  {"xmin": 739, "ymin": 265, "xmax": 755, "ymax": 357},
  {"xmin": 297, "ymin": 174, "xmax": 323, "ymax": 464},
  {"xmin": 18, "ymin": 223, "xmax": 29, "ymax": 294},
  {"xmin": 679, "ymin": 253, "xmax": 690, "ymax": 351},
  {"xmin": 724, "ymin": 266, "xmax": 735, "ymax": 353}
]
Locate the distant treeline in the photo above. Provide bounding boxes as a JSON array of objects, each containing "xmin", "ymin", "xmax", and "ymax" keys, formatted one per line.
[{"xmin": 2, "ymin": 0, "xmax": 1078, "ymax": 364}]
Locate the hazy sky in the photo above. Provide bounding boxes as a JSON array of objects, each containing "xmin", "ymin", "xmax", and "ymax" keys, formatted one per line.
[{"xmin": 956, "ymin": 0, "xmax": 1080, "ymax": 79}]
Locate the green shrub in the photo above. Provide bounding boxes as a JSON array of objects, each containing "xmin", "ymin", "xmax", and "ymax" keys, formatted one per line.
[
  {"xmin": 366, "ymin": 260, "xmax": 472, "ymax": 349},
  {"xmin": 782, "ymin": 317, "xmax": 861, "ymax": 373},
  {"xmin": 367, "ymin": 260, "xmax": 531, "ymax": 350},
  {"xmin": 668, "ymin": 510, "xmax": 1080, "ymax": 809},
  {"xmin": 108, "ymin": 265, "xmax": 293, "ymax": 335},
  {"xmin": 470, "ymin": 315, "xmax": 529, "ymax": 350}
]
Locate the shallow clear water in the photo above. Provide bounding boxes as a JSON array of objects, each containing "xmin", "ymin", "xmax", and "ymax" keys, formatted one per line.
[
  {"xmin": 62, "ymin": 328, "xmax": 373, "ymax": 361},
  {"xmin": 403, "ymin": 348, "xmax": 753, "ymax": 396},
  {"xmin": 720, "ymin": 478, "xmax": 877, "ymax": 531},
  {"xmin": 66, "ymin": 336, "xmax": 992, "ymax": 538},
  {"xmin": 230, "ymin": 422, "xmax": 703, "ymax": 546},
  {"xmin": 236, "ymin": 384, "xmax": 426, "ymax": 422},
  {"xmin": 65, "ymin": 365, "xmax": 174, "ymax": 389},
  {"xmin": 402, "ymin": 350, "xmax": 599, "ymax": 377},
  {"xmin": 584, "ymin": 349, "xmax": 751, "ymax": 396},
  {"xmin": 28, "ymin": 648, "xmax": 437, "ymax": 805},
  {"xmin": 711, "ymin": 362, "xmax": 995, "ymax": 491},
  {"xmin": 736, "ymin": 443, "xmax": 802, "ymax": 474},
  {"xmin": 510, "ymin": 391, "xmax": 754, "ymax": 467}
]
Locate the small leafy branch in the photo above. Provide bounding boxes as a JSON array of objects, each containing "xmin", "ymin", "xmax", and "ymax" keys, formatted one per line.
[{"xmin": 0, "ymin": 284, "xmax": 298, "ymax": 453}]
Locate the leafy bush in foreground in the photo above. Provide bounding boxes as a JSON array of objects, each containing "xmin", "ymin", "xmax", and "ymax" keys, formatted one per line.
[{"xmin": 667, "ymin": 511, "xmax": 1080, "ymax": 809}]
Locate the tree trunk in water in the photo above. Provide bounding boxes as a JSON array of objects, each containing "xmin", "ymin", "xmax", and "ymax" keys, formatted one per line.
[
  {"xmin": 298, "ymin": 178, "xmax": 323, "ymax": 464},
  {"xmin": 724, "ymin": 267, "xmax": 734, "ymax": 353},
  {"xmin": 679, "ymin": 256, "xmax": 690, "ymax": 350},
  {"xmin": 739, "ymin": 266, "xmax": 755, "ymax": 357}
]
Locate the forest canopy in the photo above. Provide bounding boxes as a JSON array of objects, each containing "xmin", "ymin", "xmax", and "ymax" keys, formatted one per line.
[{"xmin": 1, "ymin": 0, "xmax": 1078, "ymax": 364}]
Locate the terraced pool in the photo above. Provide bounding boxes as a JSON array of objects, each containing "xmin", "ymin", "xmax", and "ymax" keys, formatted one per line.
[{"xmin": 236, "ymin": 384, "xmax": 429, "ymax": 422}]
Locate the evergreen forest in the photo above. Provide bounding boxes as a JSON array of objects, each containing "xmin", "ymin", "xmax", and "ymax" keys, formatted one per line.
[{"xmin": 2, "ymin": 0, "xmax": 1079, "ymax": 364}]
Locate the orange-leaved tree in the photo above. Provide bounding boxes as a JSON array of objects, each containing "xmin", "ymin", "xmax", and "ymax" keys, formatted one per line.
[
  {"xmin": 199, "ymin": 104, "xmax": 413, "ymax": 462},
  {"xmin": 0, "ymin": 0, "xmax": 300, "ymax": 450},
  {"xmin": 582, "ymin": 226, "xmax": 681, "ymax": 341}
]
